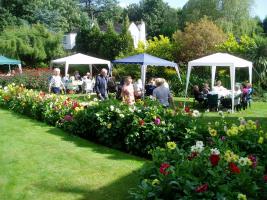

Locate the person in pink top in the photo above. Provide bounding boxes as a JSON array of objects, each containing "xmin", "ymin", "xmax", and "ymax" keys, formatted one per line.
[{"xmin": 121, "ymin": 76, "xmax": 135, "ymax": 105}]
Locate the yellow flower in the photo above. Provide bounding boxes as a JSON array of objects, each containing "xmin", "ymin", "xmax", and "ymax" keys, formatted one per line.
[
  {"xmin": 151, "ymin": 179, "xmax": 160, "ymax": 186},
  {"xmin": 209, "ymin": 128, "xmax": 217, "ymax": 137},
  {"xmin": 237, "ymin": 193, "xmax": 247, "ymax": 200},
  {"xmin": 226, "ymin": 126, "xmax": 239, "ymax": 136},
  {"xmin": 224, "ymin": 150, "xmax": 239, "ymax": 162},
  {"xmin": 107, "ymin": 123, "xmax": 112, "ymax": 129},
  {"xmin": 167, "ymin": 142, "xmax": 177, "ymax": 150},
  {"xmin": 238, "ymin": 125, "xmax": 245, "ymax": 132},
  {"xmin": 258, "ymin": 136, "xmax": 264, "ymax": 144}
]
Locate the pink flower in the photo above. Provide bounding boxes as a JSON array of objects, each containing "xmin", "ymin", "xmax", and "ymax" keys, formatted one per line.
[
  {"xmin": 64, "ymin": 115, "xmax": 73, "ymax": 122},
  {"xmin": 154, "ymin": 117, "xmax": 161, "ymax": 125}
]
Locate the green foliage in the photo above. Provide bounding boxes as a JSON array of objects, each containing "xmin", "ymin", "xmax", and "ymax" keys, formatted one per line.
[
  {"xmin": 126, "ymin": 0, "xmax": 180, "ymax": 37},
  {"xmin": 218, "ymin": 34, "xmax": 267, "ymax": 89},
  {"xmin": 79, "ymin": 0, "xmax": 123, "ymax": 25},
  {"xmin": 181, "ymin": 0, "xmax": 260, "ymax": 36},
  {"xmin": 173, "ymin": 17, "xmax": 227, "ymax": 62},
  {"xmin": 1, "ymin": 0, "xmax": 87, "ymax": 32},
  {"xmin": 263, "ymin": 16, "xmax": 267, "ymax": 34},
  {"xmin": 76, "ymin": 18, "xmax": 134, "ymax": 60},
  {"xmin": 0, "ymin": 24, "xmax": 64, "ymax": 67}
]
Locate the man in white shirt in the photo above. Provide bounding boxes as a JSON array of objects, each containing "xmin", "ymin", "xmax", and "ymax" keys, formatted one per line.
[{"xmin": 49, "ymin": 68, "xmax": 65, "ymax": 94}]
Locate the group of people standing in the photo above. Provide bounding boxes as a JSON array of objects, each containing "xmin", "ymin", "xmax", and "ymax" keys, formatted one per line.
[
  {"xmin": 48, "ymin": 67, "xmax": 173, "ymax": 107},
  {"xmin": 94, "ymin": 69, "xmax": 173, "ymax": 107}
]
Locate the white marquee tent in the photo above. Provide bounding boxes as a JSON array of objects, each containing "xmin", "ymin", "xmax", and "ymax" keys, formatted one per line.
[
  {"xmin": 185, "ymin": 53, "xmax": 253, "ymax": 112},
  {"xmin": 51, "ymin": 53, "xmax": 111, "ymax": 76}
]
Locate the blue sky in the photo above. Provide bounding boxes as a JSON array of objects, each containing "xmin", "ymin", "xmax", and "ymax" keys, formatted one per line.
[{"xmin": 119, "ymin": 0, "xmax": 267, "ymax": 20}]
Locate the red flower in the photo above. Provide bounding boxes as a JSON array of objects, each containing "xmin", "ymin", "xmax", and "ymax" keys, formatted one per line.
[
  {"xmin": 188, "ymin": 152, "xmax": 198, "ymax": 160},
  {"xmin": 185, "ymin": 106, "xmax": 190, "ymax": 113},
  {"xmin": 209, "ymin": 154, "xmax": 220, "ymax": 166},
  {"xmin": 195, "ymin": 183, "xmax": 208, "ymax": 193},
  {"xmin": 263, "ymin": 175, "xmax": 267, "ymax": 182},
  {"xmin": 159, "ymin": 163, "xmax": 171, "ymax": 175},
  {"xmin": 229, "ymin": 162, "xmax": 241, "ymax": 174},
  {"xmin": 139, "ymin": 119, "xmax": 145, "ymax": 126},
  {"xmin": 72, "ymin": 101, "xmax": 79, "ymax": 109}
]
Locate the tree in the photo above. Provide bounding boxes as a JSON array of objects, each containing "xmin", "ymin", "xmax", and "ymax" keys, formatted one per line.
[
  {"xmin": 119, "ymin": 15, "xmax": 134, "ymax": 56},
  {"xmin": 173, "ymin": 17, "xmax": 227, "ymax": 62},
  {"xmin": 79, "ymin": 0, "xmax": 122, "ymax": 25},
  {"xmin": 263, "ymin": 16, "xmax": 267, "ymax": 34},
  {"xmin": 181, "ymin": 0, "xmax": 260, "ymax": 36},
  {"xmin": 1, "ymin": 0, "xmax": 88, "ymax": 32},
  {"xmin": 126, "ymin": 0, "xmax": 180, "ymax": 37},
  {"xmin": 0, "ymin": 24, "xmax": 64, "ymax": 67},
  {"xmin": 75, "ymin": 21, "xmax": 103, "ymax": 57}
]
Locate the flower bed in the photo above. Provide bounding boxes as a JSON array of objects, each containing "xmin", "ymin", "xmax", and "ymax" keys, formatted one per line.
[
  {"xmin": 0, "ymin": 84, "xmax": 266, "ymax": 199},
  {"xmin": 129, "ymin": 141, "xmax": 267, "ymax": 199}
]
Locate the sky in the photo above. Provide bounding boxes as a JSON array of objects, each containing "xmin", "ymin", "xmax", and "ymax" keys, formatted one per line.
[{"xmin": 119, "ymin": 0, "xmax": 267, "ymax": 20}]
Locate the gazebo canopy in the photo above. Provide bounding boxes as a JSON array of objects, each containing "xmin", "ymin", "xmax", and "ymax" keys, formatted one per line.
[
  {"xmin": 0, "ymin": 56, "xmax": 21, "ymax": 65},
  {"xmin": 185, "ymin": 53, "xmax": 253, "ymax": 112},
  {"xmin": 51, "ymin": 53, "xmax": 111, "ymax": 76},
  {"xmin": 0, "ymin": 56, "xmax": 22, "ymax": 73},
  {"xmin": 113, "ymin": 53, "xmax": 178, "ymax": 67},
  {"xmin": 112, "ymin": 53, "xmax": 181, "ymax": 94}
]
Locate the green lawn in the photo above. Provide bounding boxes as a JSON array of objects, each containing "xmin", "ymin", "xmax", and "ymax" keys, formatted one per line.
[
  {"xmin": 174, "ymin": 97, "xmax": 267, "ymax": 130},
  {"xmin": 0, "ymin": 109, "xmax": 145, "ymax": 200}
]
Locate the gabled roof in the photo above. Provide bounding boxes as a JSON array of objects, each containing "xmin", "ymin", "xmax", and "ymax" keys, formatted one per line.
[
  {"xmin": 51, "ymin": 53, "xmax": 110, "ymax": 66},
  {"xmin": 188, "ymin": 53, "xmax": 252, "ymax": 68},
  {"xmin": 112, "ymin": 53, "xmax": 177, "ymax": 67}
]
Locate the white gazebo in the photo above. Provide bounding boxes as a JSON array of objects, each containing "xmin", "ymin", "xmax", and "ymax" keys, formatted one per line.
[
  {"xmin": 51, "ymin": 53, "xmax": 111, "ymax": 76},
  {"xmin": 185, "ymin": 53, "xmax": 253, "ymax": 112}
]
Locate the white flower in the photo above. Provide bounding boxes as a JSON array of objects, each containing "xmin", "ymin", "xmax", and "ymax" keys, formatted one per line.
[
  {"xmin": 115, "ymin": 108, "xmax": 121, "ymax": 113},
  {"xmin": 224, "ymin": 126, "xmax": 228, "ymax": 132},
  {"xmin": 196, "ymin": 141, "xmax": 204, "ymax": 147},
  {"xmin": 93, "ymin": 98, "xmax": 98, "ymax": 102},
  {"xmin": 192, "ymin": 110, "xmax": 200, "ymax": 117},
  {"xmin": 4, "ymin": 86, "xmax": 8, "ymax": 91},
  {"xmin": 0, "ymin": 85, "xmax": 2, "ymax": 89},
  {"xmin": 12, "ymin": 83, "xmax": 15, "ymax": 86},
  {"xmin": 210, "ymin": 148, "xmax": 220, "ymax": 155},
  {"xmin": 137, "ymin": 109, "xmax": 141, "ymax": 113},
  {"xmin": 191, "ymin": 141, "xmax": 204, "ymax": 153},
  {"xmin": 119, "ymin": 113, "xmax": 125, "ymax": 118},
  {"xmin": 95, "ymin": 113, "xmax": 100, "ymax": 117},
  {"xmin": 128, "ymin": 107, "xmax": 134, "ymax": 113},
  {"xmin": 238, "ymin": 157, "xmax": 251, "ymax": 166},
  {"xmin": 110, "ymin": 105, "xmax": 115, "ymax": 111}
]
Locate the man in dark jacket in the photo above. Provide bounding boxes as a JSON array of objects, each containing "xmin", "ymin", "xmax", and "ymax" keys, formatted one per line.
[{"xmin": 95, "ymin": 68, "xmax": 108, "ymax": 100}]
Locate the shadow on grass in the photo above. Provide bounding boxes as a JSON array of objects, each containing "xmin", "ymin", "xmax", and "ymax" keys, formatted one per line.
[{"xmin": 39, "ymin": 170, "xmax": 141, "ymax": 200}]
